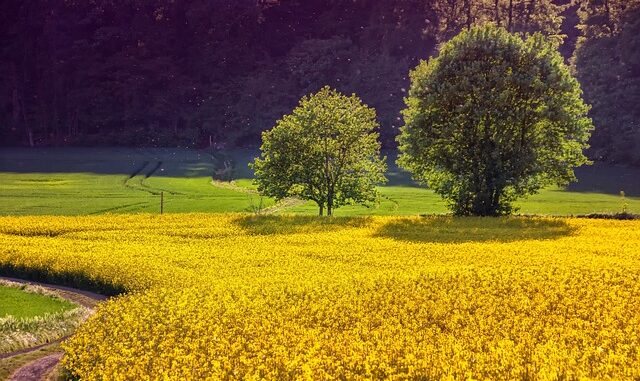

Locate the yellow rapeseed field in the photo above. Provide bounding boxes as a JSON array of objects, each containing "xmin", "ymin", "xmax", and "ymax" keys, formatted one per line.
[{"xmin": 1, "ymin": 214, "xmax": 639, "ymax": 380}]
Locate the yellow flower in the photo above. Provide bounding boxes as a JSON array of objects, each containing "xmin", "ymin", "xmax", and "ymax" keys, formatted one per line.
[{"xmin": 0, "ymin": 214, "xmax": 638, "ymax": 379}]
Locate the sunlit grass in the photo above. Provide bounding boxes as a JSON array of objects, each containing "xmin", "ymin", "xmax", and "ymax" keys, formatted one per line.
[
  {"xmin": 0, "ymin": 285, "xmax": 74, "ymax": 319},
  {"xmin": 1, "ymin": 148, "xmax": 638, "ymax": 216}
]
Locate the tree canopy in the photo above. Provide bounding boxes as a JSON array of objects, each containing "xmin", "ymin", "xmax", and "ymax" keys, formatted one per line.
[
  {"xmin": 398, "ymin": 25, "xmax": 593, "ymax": 216},
  {"xmin": 251, "ymin": 87, "xmax": 386, "ymax": 216}
]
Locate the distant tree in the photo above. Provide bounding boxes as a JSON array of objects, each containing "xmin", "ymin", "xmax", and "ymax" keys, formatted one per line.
[
  {"xmin": 286, "ymin": 37, "xmax": 354, "ymax": 91},
  {"xmin": 398, "ymin": 25, "xmax": 593, "ymax": 216},
  {"xmin": 0, "ymin": 1, "xmax": 598, "ymax": 153},
  {"xmin": 572, "ymin": 3, "xmax": 640, "ymax": 165},
  {"xmin": 251, "ymin": 86, "xmax": 387, "ymax": 216},
  {"xmin": 432, "ymin": 0, "xmax": 566, "ymax": 43}
]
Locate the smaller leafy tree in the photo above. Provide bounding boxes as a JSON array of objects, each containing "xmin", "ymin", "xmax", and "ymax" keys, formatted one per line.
[
  {"xmin": 398, "ymin": 25, "xmax": 593, "ymax": 216},
  {"xmin": 251, "ymin": 86, "xmax": 387, "ymax": 216}
]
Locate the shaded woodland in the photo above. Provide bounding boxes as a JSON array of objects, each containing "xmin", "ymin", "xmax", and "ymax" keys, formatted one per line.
[{"xmin": 1, "ymin": 0, "xmax": 639, "ymax": 165}]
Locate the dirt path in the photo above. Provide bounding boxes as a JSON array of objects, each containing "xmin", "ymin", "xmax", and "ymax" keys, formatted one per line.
[
  {"xmin": 260, "ymin": 197, "xmax": 307, "ymax": 214},
  {"xmin": 210, "ymin": 180, "xmax": 306, "ymax": 214},
  {"xmin": 210, "ymin": 179, "xmax": 257, "ymax": 195},
  {"xmin": 0, "ymin": 277, "xmax": 106, "ymax": 309},
  {"xmin": 0, "ymin": 277, "xmax": 106, "ymax": 381},
  {"xmin": 7, "ymin": 354, "xmax": 62, "ymax": 381}
]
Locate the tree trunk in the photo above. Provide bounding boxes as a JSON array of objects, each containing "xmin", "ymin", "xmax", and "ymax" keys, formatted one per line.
[
  {"xmin": 12, "ymin": 61, "xmax": 34, "ymax": 148},
  {"xmin": 508, "ymin": 0, "xmax": 514, "ymax": 32},
  {"xmin": 318, "ymin": 203, "xmax": 324, "ymax": 216},
  {"xmin": 71, "ymin": 107, "xmax": 79, "ymax": 137},
  {"xmin": 11, "ymin": 84, "xmax": 20, "ymax": 135},
  {"xmin": 22, "ymin": 103, "xmax": 34, "ymax": 148},
  {"xmin": 18, "ymin": 94, "xmax": 34, "ymax": 147},
  {"xmin": 327, "ymin": 184, "xmax": 335, "ymax": 216},
  {"xmin": 38, "ymin": 100, "xmax": 48, "ymax": 144},
  {"xmin": 21, "ymin": 37, "xmax": 34, "ymax": 147},
  {"xmin": 464, "ymin": 0, "xmax": 472, "ymax": 29},
  {"xmin": 494, "ymin": 0, "xmax": 501, "ymax": 25},
  {"xmin": 491, "ymin": 187, "xmax": 502, "ymax": 215}
]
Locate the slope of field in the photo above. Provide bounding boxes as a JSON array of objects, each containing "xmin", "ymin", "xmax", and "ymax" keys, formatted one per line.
[
  {"xmin": 0, "ymin": 148, "xmax": 273, "ymax": 215},
  {"xmin": 0, "ymin": 214, "xmax": 638, "ymax": 379},
  {"xmin": 1, "ymin": 148, "xmax": 639, "ymax": 216}
]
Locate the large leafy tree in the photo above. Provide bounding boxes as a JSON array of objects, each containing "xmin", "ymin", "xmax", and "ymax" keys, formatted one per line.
[
  {"xmin": 398, "ymin": 25, "xmax": 593, "ymax": 216},
  {"xmin": 251, "ymin": 87, "xmax": 387, "ymax": 216}
]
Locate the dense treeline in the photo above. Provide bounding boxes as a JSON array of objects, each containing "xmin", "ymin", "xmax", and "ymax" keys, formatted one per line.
[
  {"xmin": 0, "ymin": 0, "xmax": 638, "ymax": 165},
  {"xmin": 573, "ymin": 1, "xmax": 640, "ymax": 165}
]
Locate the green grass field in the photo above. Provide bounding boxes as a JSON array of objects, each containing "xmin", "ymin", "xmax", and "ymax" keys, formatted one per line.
[
  {"xmin": 0, "ymin": 148, "xmax": 273, "ymax": 215},
  {"xmin": 1, "ymin": 147, "xmax": 638, "ymax": 216},
  {"xmin": 0, "ymin": 285, "xmax": 75, "ymax": 319}
]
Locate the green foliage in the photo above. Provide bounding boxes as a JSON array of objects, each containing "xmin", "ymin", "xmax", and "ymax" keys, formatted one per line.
[
  {"xmin": 398, "ymin": 25, "xmax": 593, "ymax": 216},
  {"xmin": 252, "ymin": 87, "xmax": 387, "ymax": 216}
]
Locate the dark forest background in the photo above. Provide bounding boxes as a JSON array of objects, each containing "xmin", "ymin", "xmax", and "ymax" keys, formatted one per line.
[{"xmin": 1, "ymin": 0, "xmax": 639, "ymax": 165}]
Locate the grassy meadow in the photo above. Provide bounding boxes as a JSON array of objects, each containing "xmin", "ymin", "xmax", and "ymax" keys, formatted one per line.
[
  {"xmin": 0, "ymin": 214, "xmax": 639, "ymax": 378},
  {"xmin": 1, "ymin": 147, "xmax": 639, "ymax": 216},
  {"xmin": 0, "ymin": 285, "xmax": 75, "ymax": 319},
  {"xmin": 0, "ymin": 148, "xmax": 273, "ymax": 215},
  {"xmin": 0, "ymin": 280, "xmax": 90, "ymax": 355}
]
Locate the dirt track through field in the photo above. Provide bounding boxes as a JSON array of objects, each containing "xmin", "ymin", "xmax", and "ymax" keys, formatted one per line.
[
  {"xmin": 0, "ymin": 277, "xmax": 106, "ymax": 381},
  {"xmin": 210, "ymin": 180, "xmax": 306, "ymax": 214},
  {"xmin": 8, "ymin": 353, "xmax": 62, "ymax": 381}
]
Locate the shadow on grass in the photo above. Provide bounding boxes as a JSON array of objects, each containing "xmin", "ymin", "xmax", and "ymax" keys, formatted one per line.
[
  {"xmin": 375, "ymin": 217, "xmax": 576, "ymax": 243},
  {"xmin": 233, "ymin": 215, "xmax": 372, "ymax": 235}
]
